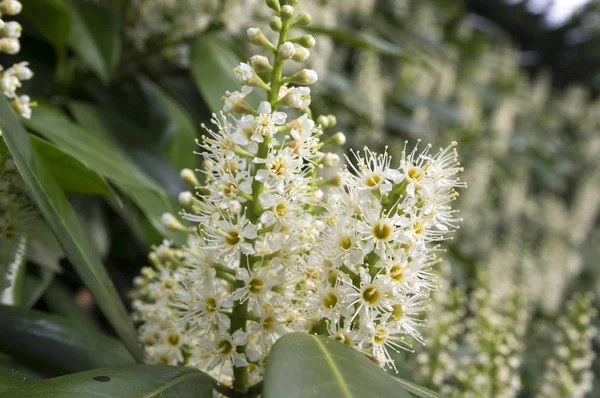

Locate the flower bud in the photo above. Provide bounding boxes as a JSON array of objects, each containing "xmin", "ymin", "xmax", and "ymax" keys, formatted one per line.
[
  {"xmin": 280, "ymin": 5, "xmax": 294, "ymax": 20},
  {"xmin": 247, "ymin": 27, "xmax": 274, "ymax": 50},
  {"xmin": 0, "ymin": 37, "xmax": 19, "ymax": 54},
  {"xmin": 265, "ymin": 0, "xmax": 280, "ymax": 13},
  {"xmin": 279, "ymin": 41, "xmax": 295, "ymax": 59},
  {"xmin": 292, "ymin": 45, "xmax": 309, "ymax": 62},
  {"xmin": 317, "ymin": 115, "xmax": 329, "ymax": 127},
  {"xmin": 288, "ymin": 68, "xmax": 318, "ymax": 85},
  {"xmin": 180, "ymin": 168, "xmax": 200, "ymax": 186},
  {"xmin": 250, "ymin": 55, "xmax": 272, "ymax": 73},
  {"xmin": 0, "ymin": 0, "xmax": 22, "ymax": 15},
  {"xmin": 161, "ymin": 213, "xmax": 188, "ymax": 232},
  {"xmin": 288, "ymin": 0, "xmax": 299, "ymax": 5},
  {"xmin": 156, "ymin": 245, "xmax": 173, "ymax": 262},
  {"xmin": 269, "ymin": 16, "xmax": 282, "ymax": 32},
  {"xmin": 327, "ymin": 115, "xmax": 337, "ymax": 127},
  {"xmin": 11, "ymin": 95, "xmax": 30, "ymax": 118},
  {"xmin": 233, "ymin": 62, "xmax": 266, "ymax": 87},
  {"xmin": 178, "ymin": 191, "xmax": 194, "ymax": 207},
  {"xmin": 3, "ymin": 21, "xmax": 21, "ymax": 38},
  {"xmin": 324, "ymin": 132, "xmax": 346, "ymax": 146},
  {"xmin": 293, "ymin": 12, "xmax": 311, "ymax": 26},
  {"xmin": 294, "ymin": 34, "xmax": 316, "ymax": 48},
  {"xmin": 0, "ymin": 20, "xmax": 5, "ymax": 30}
]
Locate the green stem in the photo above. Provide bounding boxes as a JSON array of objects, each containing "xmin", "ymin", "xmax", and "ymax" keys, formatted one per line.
[{"xmin": 231, "ymin": 281, "xmax": 249, "ymax": 396}]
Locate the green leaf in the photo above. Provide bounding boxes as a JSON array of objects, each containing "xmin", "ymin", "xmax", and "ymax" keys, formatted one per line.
[
  {"xmin": 64, "ymin": 0, "xmax": 121, "ymax": 82},
  {"xmin": 43, "ymin": 280, "xmax": 98, "ymax": 332},
  {"xmin": 0, "ymin": 367, "xmax": 30, "ymax": 394},
  {"xmin": 0, "ymin": 237, "xmax": 27, "ymax": 306},
  {"xmin": 21, "ymin": 0, "xmax": 71, "ymax": 51},
  {"xmin": 393, "ymin": 378, "xmax": 442, "ymax": 398},
  {"xmin": 21, "ymin": 264, "xmax": 55, "ymax": 308},
  {"xmin": 263, "ymin": 333, "xmax": 413, "ymax": 398},
  {"xmin": 30, "ymin": 135, "xmax": 112, "ymax": 195},
  {"xmin": 305, "ymin": 26, "xmax": 406, "ymax": 59},
  {"xmin": 139, "ymin": 78, "xmax": 198, "ymax": 170},
  {"xmin": 0, "ymin": 96, "xmax": 145, "ymax": 362},
  {"xmin": 191, "ymin": 33, "xmax": 263, "ymax": 113},
  {"xmin": 0, "ymin": 305, "xmax": 134, "ymax": 376},
  {"xmin": 3, "ymin": 365, "xmax": 215, "ymax": 398},
  {"xmin": 23, "ymin": 102, "xmax": 181, "ymax": 242}
]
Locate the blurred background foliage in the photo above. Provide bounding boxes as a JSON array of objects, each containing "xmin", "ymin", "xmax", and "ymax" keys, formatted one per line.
[{"xmin": 1, "ymin": 0, "xmax": 599, "ymax": 396}]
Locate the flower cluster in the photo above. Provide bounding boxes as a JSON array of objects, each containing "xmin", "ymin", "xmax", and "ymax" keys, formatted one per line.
[
  {"xmin": 0, "ymin": 0, "xmax": 33, "ymax": 118},
  {"xmin": 538, "ymin": 293, "xmax": 597, "ymax": 398},
  {"xmin": 132, "ymin": 0, "xmax": 464, "ymax": 392}
]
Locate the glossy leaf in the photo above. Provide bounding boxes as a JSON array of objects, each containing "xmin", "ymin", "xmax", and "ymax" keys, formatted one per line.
[
  {"xmin": 0, "ymin": 367, "xmax": 30, "ymax": 394},
  {"xmin": 21, "ymin": 0, "xmax": 71, "ymax": 51},
  {"xmin": 24, "ymin": 103, "xmax": 181, "ymax": 242},
  {"xmin": 393, "ymin": 378, "xmax": 442, "ymax": 398},
  {"xmin": 64, "ymin": 0, "xmax": 121, "ymax": 82},
  {"xmin": 0, "ymin": 96, "xmax": 144, "ymax": 361},
  {"xmin": 30, "ymin": 135, "xmax": 112, "ymax": 195},
  {"xmin": 140, "ymin": 78, "xmax": 198, "ymax": 170},
  {"xmin": 3, "ymin": 365, "xmax": 215, "ymax": 398},
  {"xmin": 263, "ymin": 333, "xmax": 413, "ymax": 398},
  {"xmin": 0, "ymin": 237, "xmax": 27, "ymax": 306},
  {"xmin": 191, "ymin": 33, "xmax": 263, "ymax": 113},
  {"xmin": 0, "ymin": 305, "xmax": 134, "ymax": 376}
]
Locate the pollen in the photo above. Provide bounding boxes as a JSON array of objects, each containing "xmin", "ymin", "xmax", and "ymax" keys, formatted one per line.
[{"xmin": 373, "ymin": 221, "xmax": 392, "ymax": 240}]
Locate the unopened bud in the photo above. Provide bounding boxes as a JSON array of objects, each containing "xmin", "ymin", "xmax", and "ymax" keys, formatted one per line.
[
  {"xmin": 288, "ymin": 0, "xmax": 299, "ymax": 5},
  {"xmin": 156, "ymin": 245, "xmax": 173, "ymax": 262},
  {"xmin": 317, "ymin": 115, "xmax": 329, "ymax": 127},
  {"xmin": 0, "ymin": 0, "xmax": 22, "ymax": 15},
  {"xmin": 280, "ymin": 5, "xmax": 294, "ymax": 20},
  {"xmin": 269, "ymin": 16, "xmax": 282, "ymax": 32},
  {"xmin": 250, "ymin": 55, "xmax": 272, "ymax": 73},
  {"xmin": 233, "ymin": 62, "xmax": 266, "ymax": 88},
  {"xmin": 265, "ymin": 0, "xmax": 280, "ymax": 13},
  {"xmin": 324, "ymin": 132, "xmax": 346, "ymax": 146},
  {"xmin": 292, "ymin": 45, "xmax": 309, "ymax": 62},
  {"xmin": 293, "ymin": 12, "xmax": 311, "ymax": 26},
  {"xmin": 0, "ymin": 37, "xmax": 19, "ymax": 54},
  {"xmin": 180, "ymin": 168, "xmax": 199, "ymax": 186},
  {"xmin": 280, "ymin": 41, "xmax": 295, "ymax": 59},
  {"xmin": 3, "ymin": 21, "xmax": 22, "ymax": 38},
  {"xmin": 161, "ymin": 213, "xmax": 188, "ymax": 232},
  {"xmin": 323, "ymin": 153, "xmax": 340, "ymax": 167},
  {"xmin": 288, "ymin": 68, "xmax": 318, "ymax": 85},
  {"xmin": 247, "ymin": 27, "xmax": 275, "ymax": 50},
  {"xmin": 294, "ymin": 34, "xmax": 316, "ymax": 48},
  {"xmin": 178, "ymin": 191, "xmax": 194, "ymax": 207},
  {"xmin": 327, "ymin": 115, "xmax": 337, "ymax": 127}
]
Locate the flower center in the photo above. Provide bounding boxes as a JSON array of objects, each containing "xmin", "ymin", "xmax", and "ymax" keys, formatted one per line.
[
  {"xmin": 372, "ymin": 221, "xmax": 392, "ymax": 240},
  {"xmin": 205, "ymin": 297, "xmax": 217, "ymax": 313},
  {"xmin": 390, "ymin": 265, "xmax": 404, "ymax": 282},
  {"xmin": 362, "ymin": 285, "xmax": 381, "ymax": 305},
  {"xmin": 249, "ymin": 277, "xmax": 266, "ymax": 294},
  {"xmin": 223, "ymin": 181, "xmax": 237, "ymax": 198},
  {"xmin": 263, "ymin": 316, "xmax": 276, "ymax": 331},
  {"xmin": 167, "ymin": 332, "xmax": 180, "ymax": 346},
  {"xmin": 224, "ymin": 230, "xmax": 240, "ymax": 246},
  {"xmin": 276, "ymin": 202, "xmax": 287, "ymax": 217},
  {"xmin": 339, "ymin": 234, "xmax": 352, "ymax": 251},
  {"xmin": 373, "ymin": 327, "xmax": 388, "ymax": 345},
  {"xmin": 408, "ymin": 167, "xmax": 421, "ymax": 180},
  {"xmin": 413, "ymin": 221, "xmax": 423, "ymax": 235},
  {"xmin": 323, "ymin": 292, "xmax": 338, "ymax": 309},
  {"xmin": 217, "ymin": 339, "xmax": 234, "ymax": 355},
  {"xmin": 270, "ymin": 157, "xmax": 287, "ymax": 176},
  {"xmin": 366, "ymin": 173, "xmax": 381, "ymax": 187},
  {"xmin": 392, "ymin": 304, "xmax": 405, "ymax": 320}
]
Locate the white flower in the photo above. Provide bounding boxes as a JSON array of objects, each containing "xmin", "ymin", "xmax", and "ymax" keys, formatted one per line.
[
  {"xmin": 280, "ymin": 41, "xmax": 295, "ymax": 59},
  {"xmin": 223, "ymin": 85, "xmax": 253, "ymax": 113},
  {"xmin": 198, "ymin": 330, "xmax": 248, "ymax": 371}
]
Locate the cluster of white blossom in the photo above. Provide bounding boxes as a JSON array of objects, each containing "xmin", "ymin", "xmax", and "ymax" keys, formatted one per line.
[
  {"xmin": 538, "ymin": 293, "xmax": 597, "ymax": 398},
  {"xmin": 415, "ymin": 265, "xmax": 466, "ymax": 395},
  {"xmin": 0, "ymin": 0, "xmax": 33, "ymax": 118},
  {"xmin": 132, "ymin": 0, "xmax": 464, "ymax": 392},
  {"xmin": 450, "ymin": 273, "xmax": 529, "ymax": 398}
]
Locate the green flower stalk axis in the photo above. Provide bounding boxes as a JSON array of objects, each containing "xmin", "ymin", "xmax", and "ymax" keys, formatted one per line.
[{"xmin": 132, "ymin": 0, "xmax": 465, "ymax": 394}]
